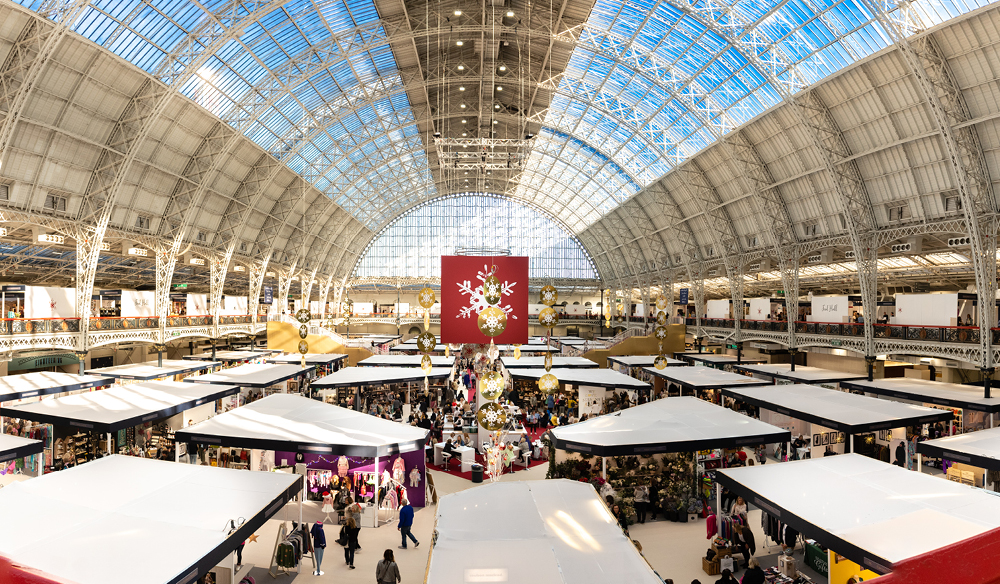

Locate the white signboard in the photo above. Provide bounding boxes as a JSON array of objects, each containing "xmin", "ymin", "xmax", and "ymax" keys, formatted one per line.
[
  {"xmin": 747, "ymin": 298, "xmax": 771, "ymax": 320},
  {"xmin": 706, "ymin": 299, "xmax": 729, "ymax": 319},
  {"xmin": 222, "ymin": 296, "xmax": 248, "ymax": 315},
  {"xmin": 187, "ymin": 293, "xmax": 208, "ymax": 316},
  {"xmin": 894, "ymin": 293, "xmax": 958, "ymax": 327},
  {"xmin": 120, "ymin": 290, "xmax": 156, "ymax": 317},
  {"xmin": 25, "ymin": 286, "xmax": 76, "ymax": 318},
  {"xmin": 353, "ymin": 302, "xmax": 374, "ymax": 315},
  {"xmin": 810, "ymin": 295, "xmax": 849, "ymax": 323}
]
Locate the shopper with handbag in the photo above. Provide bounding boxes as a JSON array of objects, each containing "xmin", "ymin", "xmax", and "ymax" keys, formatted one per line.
[
  {"xmin": 376, "ymin": 549, "xmax": 402, "ymax": 583},
  {"xmin": 340, "ymin": 517, "xmax": 360, "ymax": 569},
  {"xmin": 345, "ymin": 497, "xmax": 363, "ymax": 550}
]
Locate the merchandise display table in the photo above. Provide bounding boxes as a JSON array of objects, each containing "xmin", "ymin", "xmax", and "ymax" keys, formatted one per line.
[{"xmin": 434, "ymin": 442, "xmax": 475, "ymax": 471}]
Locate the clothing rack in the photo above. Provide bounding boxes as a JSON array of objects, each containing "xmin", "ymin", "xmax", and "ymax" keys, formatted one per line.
[{"xmin": 268, "ymin": 523, "xmax": 291, "ymax": 578}]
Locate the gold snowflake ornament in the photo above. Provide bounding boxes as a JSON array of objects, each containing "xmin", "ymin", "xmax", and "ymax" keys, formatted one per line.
[
  {"xmin": 417, "ymin": 331, "xmax": 437, "ymax": 354},
  {"xmin": 537, "ymin": 373, "xmax": 559, "ymax": 392},
  {"xmin": 481, "ymin": 371, "xmax": 505, "ymax": 400},
  {"xmin": 538, "ymin": 307, "xmax": 559, "ymax": 329},
  {"xmin": 540, "ymin": 285, "xmax": 558, "ymax": 306},
  {"xmin": 478, "ymin": 306, "xmax": 507, "ymax": 337},
  {"xmin": 418, "ymin": 287, "xmax": 436, "ymax": 309},
  {"xmin": 654, "ymin": 326, "xmax": 668, "ymax": 340},
  {"xmin": 477, "ymin": 402, "xmax": 507, "ymax": 431}
]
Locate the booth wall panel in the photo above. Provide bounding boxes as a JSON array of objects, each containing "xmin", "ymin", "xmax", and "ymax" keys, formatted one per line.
[{"xmin": 25, "ymin": 286, "xmax": 75, "ymax": 318}]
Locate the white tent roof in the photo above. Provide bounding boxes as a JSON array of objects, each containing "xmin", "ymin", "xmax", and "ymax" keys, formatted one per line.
[
  {"xmin": 357, "ymin": 355, "xmax": 455, "ymax": 367},
  {"xmin": 0, "ymin": 455, "xmax": 300, "ymax": 584},
  {"xmin": 840, "ymin": 377, "xmax": 1000, "ymax": 413},
  {"xmin": 499, "ymin": 356, "xmax": 599, "ymax": 368},
  {"xmin": 0, "ymin": 434, "xmax": 44, "ymax": 462},
  {"xmin": 549, "ymin": 396, "xmax": 790, "ymax": 455},
  {"xmin": 732, "ymin": 363, "xmax": 868, "ymax": 384},
  {"xmin": 183, "ymin": 349, "xmax": 279, "ymax": 362},
  {"xmin": 1, "ymin": 381, "xmax": 239, "ymax": 433},
  {"xmin": 722, "ymin": 383, "xmax": 954, "ymax": 433},
  {"xmin": 85, "ymin": 359, "xmax": 221, "ymax": 380},
  {"xmin": 607, "ymin": 355, "xmax": 686, "ymax": 368},
  {"xmin": 507, "ymin": 368, "xmax": 649, "ymax": 389},
  {"xmin": 644, "ymin": 366, "xmax": 770, "ymax": 390},
  {"xmin": 390, "ymin": 343, "xmax": 448, "ymax": 352},
  {"xmin": 917, "ymin": 426, "xmax": 1000, "ymax": 471},
  {"xmin": 312, "ymin": 366, "xmax": 453, "ymax": 388},
  {"xmin": 176, "ymin": 393, "xmax": 429, "ymax": 457},
  {"xmin": 717, "ymin": 454, "xmax": 1000, "ymax": 571},
  {"xmin": 0, "ymin": 372, "xmax": 113, "ymax": 403},
  {"xmin": 184, "ymin": 363, "xmax": 315, "ymax": 388},
  {"xmin": 266, "ymin": 353, "xmax": 348, "ymax": 366},
  {"xmin": 427, "ymin": 480, "xmax": 662, "ymax": 584},
  {"xmin": 674, "ymin": 352, "xmax": 766, "ymax": 365}
]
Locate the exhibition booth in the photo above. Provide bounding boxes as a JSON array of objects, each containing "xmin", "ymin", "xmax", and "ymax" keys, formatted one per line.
[
  {"xmin": 506, "ymin": 367, "xmax": 650, "ymax": 417},
  {"xmin": 716, "ymin": 455, "xmax": 1000, "ymax": 582},
  {"xmin": 0, "ymin": 380, "xmax": 239, "ymax": 466},
  {"xmin": 607, "ymin": 355, "xmax": 686, "ymax": 385},
  {"xmin": 0, "ymin": 434, "xmax": 44, "ymax": 479},
  {"xmin": 498, "ymin": 355, "xmax": 599, "ymax": 369},
  {"xmin": 184, "ymin": 363, "xmax": 317, "ymax": 402},
  {"xmin": 357, "ymin": 354, "xmax": 456, "ymax": 368},
  {"xmin": 183, "ymin": 349, "xmax": 279, "ymax": 368},
  {"xmin": 85, "ymin": 359, "xmax": 221, "ymax": 382},
  {"xmin": 917, "ymin": 426, "xmax": 1000, "ymax": 488},
  {"xmin": 176, "ymin": 394, "xmax": 430, "ymax": 524},
  {"xmin": 721, "ymin": 384, "xmax": 954, "ymax": 463},
  {"xmin": 674, "ymin": 352, "xmax": 767, "ymax": 369},
  {"xmin": 0, "ymin": 455, "xmax": 302, "ymax": 584},
  {"xmin": 644, "ymin": 366, "xmax": 770, "ymax": 401},
  {"xmin": 732, "ymin": 363, "xmax": 868, "ymax": 388},
  {"xmin": 840, "ymin": 377, "xmax": 1000, "ymax": 435},
  {"xmin": 266, "ymin": 353, "xmax": 348, "ymax": 377},
  {"xmin": 426, "ymin": 480, "xmax": 663, "ymax": 584},
  {"xmin": 311, "ymin": 366, "xmax": 453, "ymax": 413}
]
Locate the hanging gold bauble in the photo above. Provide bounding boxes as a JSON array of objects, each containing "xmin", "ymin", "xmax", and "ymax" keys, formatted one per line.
[
  {"xmin": 420, "ymin": 354, "xmax": 432, "ymax": 373},
  {"xmin": 417, "ymin": 331, "xmax": 437, "ymax": 353},
  {"xmin": 483, "ymin": 274, "xmax": 502, "ymax": 306},
  {"xmin": 654, "ymin": 326, "xmax": 668, "ymax": 340},
  {"xmin": 297, "ymin": 340, "xmax": 309, "ymax": 354},
  {"xmin": 424, "ymin": 310, "xmax": 430, "ymax": 329},
  {"xmin": 654, "ymin": 355, "xmax": 668, "ymax": 370},
  {"xmin": 540, "ymin": 285, "xmax": 558, "ymax": 306},
  {"xmin": 481, "ymin": 371, "xmax": 505, "ymax": 400},
  {"xmin": 295, "ymin": 308, "xmax": 311, "ymax": 324},
  {"xmin": 656, "ymin": 311, "xmax": 667, "ymax": 326},
  {"xmin": 298, "ymin": 324, "xmax": 308, "ymax": 339},
  {"xmin": 478, "ymin": 306, "xmax": 507, "ymax": 337},
  {"xmin": 418, "ymin": 287, "xmax": 436, "ymax": 309},
  {"xmin": 656, "ymin": 295, "xmax": 668, "ymax": 311},
  {"xmin": 487, "ymin": 341, "xmax": 500, "ymax": 361},
  {"xmin": 477, "ymin": 402, "xmax": 507, "ymax": 431},
  {"xmin": 538, "ymin": 307, "xmax": 559, "ymax": 329},
  {"xmin": 544, "ymin": 353, "xmax": 553, "ymax": 372},
  {"xmin": 514, "ymin": 345, "xmax": 521, "ymax": 360},
  {"xmin": 537, "ymin": 373, "xmax": 559, "ymax": 392},
  {"xmin": 445, "ymin": 345, "xmax": 450, "ymax": 357}
]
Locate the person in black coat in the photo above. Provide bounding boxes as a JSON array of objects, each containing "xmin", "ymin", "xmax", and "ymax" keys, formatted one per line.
[
  {"xmin": 740, "ymin": 558, "xmax": 765, "ymax": 584},
  {"xmin": 610, "ymin": 503, "xmax": 629, "ymax": 536},
  {"xmin": 714, "ymin": 569, "xmax": 739, "ymax": 584},
  {"xmin": 733, "ymin": 524, "xmax": 756, "ymax": 569},
  {"xmin": 341, "ymin": 517, "xmax": 361, "ymax": 569}
]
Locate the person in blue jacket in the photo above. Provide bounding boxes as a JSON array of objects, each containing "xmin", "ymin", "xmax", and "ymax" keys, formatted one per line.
[{"xmin": 397, "ymin": 499, "xmax": 419, "ymax": 549}]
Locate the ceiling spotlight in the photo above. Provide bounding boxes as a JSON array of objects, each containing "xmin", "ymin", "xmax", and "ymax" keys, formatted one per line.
[
  {"xmin": 460, "ymin": 103, "xmax": 467, "ymax": 108},
  {"xmin": 498, "ymin": 64, "xmax": 506, "ymax": 72},
  {"xmin": 525, "ymin": 133, "xmax": 534, "ymax": 139},
  {"xmin": 456, "ymin": 40, "xmax": 464, "ymax": 46},
  {"xmin": 494, "ymin": 104, "xmax": 500, "ymax": 109},
  {"xmin": 459, "ymin": 86, "xmax": 465, "ymax": 91},
  {"xmin": 461, "ymin": 119, "xmax": 467, "ymax": 124},
  {"xmin": 454, "ymin": 9, "xmax": 462, "ymax": 15},
  {"xmin": 506, "ymin": 10, "xmax": 514, "ymax": 16},
  {"xmin": 493, "ymin": 120, "xmax": 498, "ymax": 124},
  {"xmin": 434, "ymin": 131, "xmax": 441, "ymax": 137},
  {"xmin": 496, "ymin": 85, "xmax": 503, "ymax": 91},
  {"xmin": 462, "ymin": 132, "xmax": 467, "ymax": 136},
  {"xmin": 464, "ymin": 171, "xmax": 469, "ymax": 175},
  {"xmin": 457, "ymin": 64, "xmax": 465, "ymax": 71}
]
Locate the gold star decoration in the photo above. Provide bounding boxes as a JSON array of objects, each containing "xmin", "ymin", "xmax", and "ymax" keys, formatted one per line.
[{"xmin": 248, "ymin": 533, "xmax": 259, "ymax": 543}]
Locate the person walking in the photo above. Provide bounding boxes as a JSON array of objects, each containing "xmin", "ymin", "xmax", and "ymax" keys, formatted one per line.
[
  {"xmin": 634, "ymin": 485, "xmax": 649, "ymax": 524},
  {"xmin": 345, "ymin": 497, "xmax": 363, "ymax": 550},
  {"xmin": 397, "ymin": 499, "xmax": 419, "ymax": 549},
  {"xmin": 341, "ymin": 516, "xmax": 360, "ymax": 569},
  {"xmin": 376, "ymin": 549, "xmax": 402, "ymax": 583},
  {"xmin": 310, "ymin": 520, "xmax": 327, "ymax": 576}
]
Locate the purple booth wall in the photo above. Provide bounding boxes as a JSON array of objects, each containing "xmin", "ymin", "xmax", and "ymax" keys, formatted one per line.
[{"xmin": 276, "ymin": 449, "xmax": 426, "ymax": 507}]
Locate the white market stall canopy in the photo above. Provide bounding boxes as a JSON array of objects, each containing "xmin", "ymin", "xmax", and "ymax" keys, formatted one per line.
[
  {"xmin": 176, "ymin": 394, "xmax": 429, "ymax": 457},
  {"xmin": 0, "ymin": 434, "xmax": 43, "ymax": 463},
  {"xmin": 312, "ymin": 367, "xmax": 454, "ymax": 388},
  {"xmin": 390, "ymin": 343, "xmax": 448, "ymax": 352},
  {"xmin": 716, "ymin": 454, "xmax": 1000, "ymax": 573},
  {"xmin": 840, "ymin": 377, "xmax": 1000, "ymax": 413},
  {"xmin": 674, "ymin": 352, "xmax": 767, "ymax": 366},
  {"xmin": 357, "ymin": 355, "xmax": 456, "ymax": 367},
  {"xmin": 607, "ymin": 355, "xmax": 686, "ymax": 368},
  {"xmin": 85, "ymin": 359, "xmax": 221, "ymax": 381},
  {"xmin": 731, "ymin": 363, "xmax": 868, "ymax": 385},
  {"xmin": 644, "ymin": 366, "xmax": 770, "ymax": 392},
  {"xmin": 0, "ymin": 372, "xmax": 113, "ymax": 403},
  {"xmin": 917, "ymin": 426, "xmax": 1000, "ymax": 471},
  {"xmin": 183, "ymin": 349, "xmax": 280, "ymax": 362},
  {"xmin": 0, "ymin": 455, "xmax": 300, "ymax": 584},
  {"xmin": 549, "ymin": 396, "xmax": 790, "ymax": 456},
  {"xmin": 184, "ymin": 363, "xmax": 315, "ymax": 388},
  {"xmin": 721, "ymin": 384, "xmax": 954, "ymax": 434},
  {"xmin": 507, "ymin": 368, "xmax": 650, "ymax": 390},
  {"xmin": 266, "ymin": 353, "xmax": 348, "ymax": 366},
  {"xmin": 427, "ymin": 480, "xmax": 662, "ymax": 584},
  {"xmin": 499, "ymin": 356, "xmax": 599, "ymax": 369},
  {"xmin": 1, "ymin": 381, "xmax": 239, "ymax": 433}
]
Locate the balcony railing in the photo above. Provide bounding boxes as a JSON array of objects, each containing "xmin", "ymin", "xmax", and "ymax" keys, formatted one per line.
[
  {"xmin": 88, "ymin": 316, "xmax": 159, "ymax": 331},
  {"xmin": 0, "ymin": 317, "xmax": 80, "ymax": 335},
  {"xmin": 693, "ymin": 318, "xmax": 985, "ymax": 345}
]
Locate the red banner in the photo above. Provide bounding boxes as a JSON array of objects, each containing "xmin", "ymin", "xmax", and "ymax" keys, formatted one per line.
[{"xmin": 440, "ymin": 256, "xmax": 528, "ymax": 344}]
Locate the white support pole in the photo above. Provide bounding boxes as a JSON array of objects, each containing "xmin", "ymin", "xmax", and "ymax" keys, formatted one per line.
[
  {"xmin": 716, "ymin": 480, "xmax": 723, "ymax": 516},
  {"xmin": 374, "ymin": 455, "xmax": 381, "ymax": 528},
  {"xmin": 918, "ymin": 452, "xmax": 922, "ymax": 473},
  {"xmin": 850, "ymin": 434, "xmax": 854, "ymax": 453},
  {"xmin": 991, "ymin": 414, "xmax": 995, "ymax": 429},
  {"xmin": 107, "ymin": 433, "xmax": 112, "ymax": 454},
  {"xmin": 602, "ymin": 457, "xmax": 607, "ymax": 480}
]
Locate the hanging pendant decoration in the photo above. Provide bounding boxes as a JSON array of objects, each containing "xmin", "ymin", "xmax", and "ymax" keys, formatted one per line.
[
  {"xmin": 298, "ymin": 324, "xmax": 308, "ymax": 339},
  {"xmin": 483, "ymin": 271, "xmax": 502, "ymax": 306},
  {"xmin": 478, "ymin": 305, "xmax": 507, "ymax": 337},
  {"xmin": 420, "ymin": 354, "xmax": 433, "ymax": 373},
  {"xmin": 297, "ymin": 340, "xmax": 309, "ymax": 354},
  {"xmin": 477, "ymin": 402, "xmax": 507, "ymax": 431},
  {"xmin": 537, "ymin": 373, "xmax": 559, "ymax": 393},
  {"xmin": 538, "ymin": 306, "xmax": 559, "ymax": 329},
  {"xmin": 295, "ymin": 308, "xmax": 311, "ymax": 324},
  {"xmin": 487, "ymin": 340, "xmax": 500, "ymax": 362},
  {"xmin": 656, "ymin": 294, "xmax": 668, "ymax": 311},
  {"xmin": 418, "ymin": 287, "xmax": 436, "ymax": 309},
  {"xmin": 544, "ymin": 352, "xmax": 553, "ymax": 372},
  {"xmin": 654, "ymin": 355, "xmax": 668, "ymax": 370},
  {"xmin": 513, "ymin": 344, "xmax": 521, "ymax": 360},
  {"xmin": 481, "ymin": 371, "xmax": 505, "ymax": 400},
  {"xmin": 424, "ymin": 310, "xmax": 430, "ymax": 329},
  {"xmin": 417, "ymin": 331, "xmax": 437, "ymax": 354},
  {"xmin": 654, "ymin": 326, "xmax": 668, "ymax": 341},
  {"xmin": 540, "ymin": 285, "xmax": 558, "ymax": 306},
  {"xmin": 656, "ymin": 311, "xmax": 667, "ymax": 326}
]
